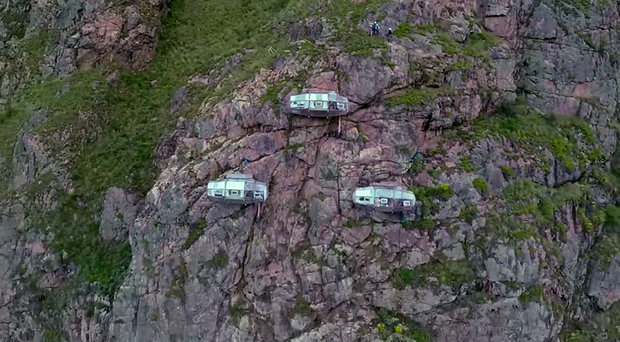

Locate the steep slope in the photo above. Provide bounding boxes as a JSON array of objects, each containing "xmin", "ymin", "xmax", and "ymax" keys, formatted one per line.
[{"xmin": 0, "ymin": 0, "xmax": 619, "ymax": 341}]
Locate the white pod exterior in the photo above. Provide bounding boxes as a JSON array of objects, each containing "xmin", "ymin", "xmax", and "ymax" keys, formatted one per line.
[
  {"xmin": 289, "ymin": 91, "xmax": 349, "ymax": 117},
  {"xmin": 207, "ymin": 173, "xmax": 268, "ymax": 204},
  {"xmin": 353, "ymin": 186, "xmax": 416, "ymax": 212}
]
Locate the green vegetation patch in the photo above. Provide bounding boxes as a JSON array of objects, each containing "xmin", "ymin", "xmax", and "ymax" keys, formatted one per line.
[
  {"xmin": 409, "ymin": 154, "xmax": 426, "ymax": 174},
  {"xmin": 460, "ymin": 156, "xmax": 474, "ymax": 171},
  {"xmin": 478, "ymin": 180, "xmax": 606, "ymax": 263},
  {"xmin": 500, "ymin": 165, "xmax": 515, "ymax": 177},
  {"xmin": 43, "ymin": 329, "xmax": 65, "ymax": 342},
  {"xmin": 342, "ymin": 219, "xmax": 364, "ymax": 228},
  {"xmin": 294, "ymin": 298, "xmax": 315, "ymax": 316},
  {"xmin": 462, "ymin": 31, "xmax": 501, "ymax": 57},
  {"xmin": 340, "ymin": 30, "xmax": 387, "ymax": 56},
  {"xmin": 327, "ymin": 0, "xmax": 390, "ymax": 55},
  {"xmin": 473, "ymin": 177, "xmax": 488, "ymax": 192},
  {"xmin": 459, "ymin": 205, "xmax": 478, "ymax": 224},
  {"xmin": 393, "ymin": 259, "xmax": 476, "ymax": 288},
  {"xmin": 593, "ymin": 206, "xmax": 620, "ymax": 270},
  {"xmin": 0, "ymin": 105, "xmax": 30, "ymax": 159},
  {"xmin": 18, "ymin": 30, "xmax": 57, "ymax": 68},
  {"xmin": 32, "ymin": 194, "xmax": 132, "ymax": 298},
  {"xmin": 403, "ymin": 218, "xmax": 436, "ymax": 230},
  {"xmin": 295, "ymin": 40, "xmax": 326, "ymax": 61},
  {"xmin": 283, "ymin": 143, "xmax": 303, "ymax": 152},
  {"xmin": 166, "ymin": 260, "xmax": 188, "ymax": 302},
  {"xmin": 229, "ymin": 298, "xmax": 249, "ymax": 327},
  {"xmin": 375, "ymin": 307, "xmax": 434, "ymax": 342},
  {"xmin": 184, "ymin": 218, "xmax": 208, "ymax": 250},
  {"xmin": 502, "ymin": 180, "xmax": 591, "ymax": 230},
  {"xmin": 433, "ymin": 30, "xmax": 500, "ymax": 58},
  {"xmin": 393, "ymin": 22, "xmax": 414, "ymax": 37},
  {"xmin": 519, "ymin": 284, "xmax": 544, "ymax": 303},
  {"xmin": 0, "ymin": 7, "xmax": 29, "ymax": 39},
  {"xmin": 433, "ymin": 33, "xmax": 462, "ymax": 54},
  {"xmin": 386, "ymin": 87, "xmax": 443, "ymax": 107},
  {"xmin": 260, "ymin": 82, "xmax": 286, "ymax": 107},
  {"xmin": 403, "ymin": 183, "xmax": 452, "ymax": 229},
  {"xmin": 409, "ymin": 183, "xmax": 453, "ymax": 213},
  {"xmin": 556, "ymin": 0, "xmax": 608, "ymax": 12},
  {"xmin": 471, "ymin": 100, "xmax": 602, "ymax": 170},
  {"xmin": 0, "ymin": 31, "xmax": 57, "ymax": 161},
  {"xmin": 206, "ymin": 251, "xmax": 229, "ymax": 269},
  {"xmin": 561, "ymin": 299, "xmax": 620, "ymax": 341}
]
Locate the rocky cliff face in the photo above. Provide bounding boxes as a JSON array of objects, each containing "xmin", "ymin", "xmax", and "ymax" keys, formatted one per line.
[
  {"xmin": 0, "ymin": 0, "xmax": 168, "ymax": 106},
  {"xmin": 1, "ymin": 0, "xmax": 619, "ymax": 341}
]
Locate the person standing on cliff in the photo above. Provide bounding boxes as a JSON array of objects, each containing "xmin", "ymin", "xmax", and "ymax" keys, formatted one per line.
[{"xmin": 369, "ymin": 21, "xmax": 380, "ymax": 35}]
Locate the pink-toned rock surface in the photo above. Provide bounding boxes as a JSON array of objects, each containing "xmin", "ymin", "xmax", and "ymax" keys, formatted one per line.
[{"xmin": 2, "ymin": 0, "xmax": 620, "ymax": 341}]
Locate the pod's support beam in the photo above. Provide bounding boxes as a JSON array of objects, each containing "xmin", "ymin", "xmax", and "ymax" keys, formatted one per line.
[
  {"xmin": 338, "ymin": 116, "xmax": 342, "ymax": 135},
  {"xmin": 257, "ymin": 203, "xmax": 262, "ymax": 219}
]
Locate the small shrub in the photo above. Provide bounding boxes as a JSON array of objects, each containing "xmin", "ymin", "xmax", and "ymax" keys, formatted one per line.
[
  {"xmin": 415, "ymin": 23, "xmax": 436, "ymax": 34},
  {"xmin": 283, "ymin": 143, "xmax": 303, "ymax": 152},
  {"xmin": 428, "ymin": 169, "xmax": 440, "ymax": 178},
  {"xmin": 463, "ymin": 31, "xmax": 501, "ymax": 57},
  {"xmin": 394, "ymin": 268, "xmax": 415, "ymax": 289},
  {"xmin": 394, "ymin": 260, "xmax": 475, "ymax": 288},
  {"xmin": 294, "ymin": 298, "xmax": 314, "ymax": 316},
  {"xmin": 605, "ymin": 206, "xmax": 620, "ymax": 231},
  {"xmin": 342, "ymin": 219, "xmax": 363, "ymax": 228},
  {"xmin": 409, "ymin": 155, "xmax": 426, "ymax": 174},
  {"xmin": 229, "ymin": 299, "xmax": 248, "ymax": 327},
  {"xmin": 449, "ymin": 59, "xmax": 474, "ymax": 71},
  {"xmin": 519, "ymin": 285, "xmax": 544, "ymax": 303},
  {"xmin": 587, "ymin": 147, "xmax": 605, "ymax": 163},
  {"xmin": 459, "ymin": 205, "xmax": 478, "ymax": 224},
  {"xmin": 393, "ymin": 22, "xmax": 413, "ymax": 37},
  {"xmin": 428, "ymin": 146, "xmax": 442, "ymax": 156},
  {"xmin": 340, "ymin": 29, "xmax": 387, "ymax": 56},
  {"xmin": 206, "ymin": 251, "xmax": 228, "ymax": 268},
  {"xmin": 386, "ymin": 87, "xmax": 442, "ymax": 107},
  {"xmin": 460, "ymin": 156, "xmax": 474, "ymax": 171},
  {"xmin": 409, "ymin": 184, "xmax": 453, "ymax": 220},
  {"xmin": 500, "ymin": 165, "xmax": 515, "ymax": 177},
  {"xmin": 436, "ymin": 183, "xmax": 453, "ymax": 200},
  {"xmin": 166, "ymin": 261, "xmax": 188, "ymax": 302},
  {"xmin": 577, "ymin": 207, "xmax": 594, "ymax": 233},
  {"xmin": 43, "ymin": 329, "xmax": 64, "ymax": 342},
  {"xmin": 406, "ymin": 219, "xmax": 436, "ymax": 230},
  {"xmin": 375, "ymin": 307, "xmax": 434, "ymax": 342},
  {"xmin": 558, "ymin": 0, "xmax": 596, "ymax": 11},
  {"xmin": 473, "ymin": 178, "xmax": 488, "ymax": 192},
  {"xmin": 433, "ymin": 33, "xmax": 461, "ymax": 54},
  {"xmin": 184, "ymin": 219, "xmax": 207, "ymax": 250},
  {"xmin": 260, "ymin": 83, "xmax": 284, "ymax": 106},
  {"xmin": 296, "ymin": 41, "xmax": 326, "ymax": 61}
]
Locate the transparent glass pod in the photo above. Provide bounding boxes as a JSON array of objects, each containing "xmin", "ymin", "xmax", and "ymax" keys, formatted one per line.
[
  {"xmin": 353, "ymin": 186, "xmax": 416, "ymax": 212},
  {"xmin": 207, "ymin": 173, "xmax": 268, "ymax": 204}
]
